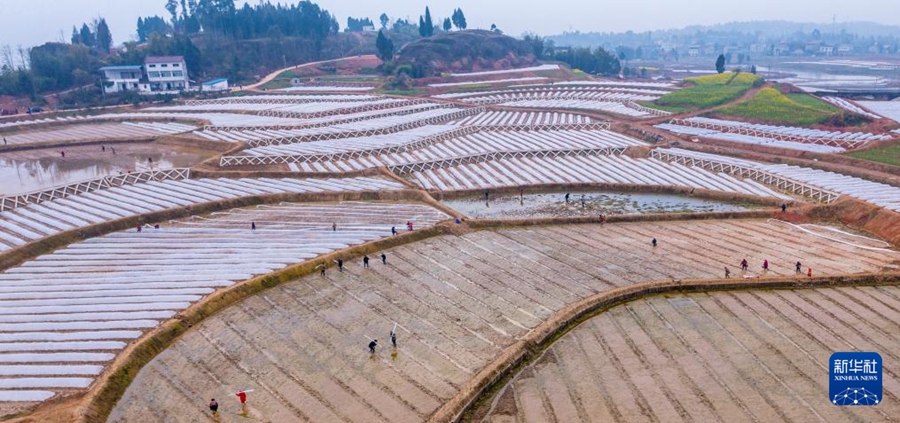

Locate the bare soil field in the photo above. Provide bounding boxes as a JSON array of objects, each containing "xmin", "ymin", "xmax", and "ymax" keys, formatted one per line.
[
  {"xmin": 108, "ymin": 219, "xmax": 898, "ymax": 422},
  {"xmin": 478, "ymin": 285, "xmax": 900, "ymax": 422}
]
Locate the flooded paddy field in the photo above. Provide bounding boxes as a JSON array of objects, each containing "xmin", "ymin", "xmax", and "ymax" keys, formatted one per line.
[
  {"xmin": 442, "ymin": 191, "xmax": 754, "ymax": 219},
  {"xmin": 0, "ymin": 142, "xmax": 216, "ymax": 195}
]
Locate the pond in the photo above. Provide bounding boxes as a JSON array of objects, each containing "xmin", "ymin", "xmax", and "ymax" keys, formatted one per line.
[
  {"xmin": 443, "ymin": 191, "xmax": 754, "ymax": 219},
  {"xmin": 0, "ymin": 142, "xmax": 215, "ymax": 196}
]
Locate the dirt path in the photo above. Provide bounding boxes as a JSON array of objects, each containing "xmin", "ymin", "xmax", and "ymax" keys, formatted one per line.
[{"xmin": 243, "ymin": 55, "xmax": 379, "ymax": 92}]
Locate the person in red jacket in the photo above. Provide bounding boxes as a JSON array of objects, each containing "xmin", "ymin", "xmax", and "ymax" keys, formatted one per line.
[{"xmin": 236, "ymin": 390, "xmax": 247, "ymax": 405}]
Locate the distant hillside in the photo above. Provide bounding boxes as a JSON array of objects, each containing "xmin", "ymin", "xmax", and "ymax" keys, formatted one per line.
[
  {"xmin": 394, "ymin": 30, "xmax": 537, "ymax": 77},
  {"xmin": 550, "ymin": 20, "xmax": 900, "ymax": 48}
]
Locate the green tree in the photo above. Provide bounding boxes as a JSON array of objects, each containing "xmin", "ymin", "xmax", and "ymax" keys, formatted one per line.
[
  {"xmin": 442, "ymin": 18, "xmax": 451, "ymax": 32},
  {"xmin": 165, "ymin": 0, "xmax": 179, "ymax": 26},
  {"xmin": 419, "ymin": 7, "xmax": 433, "ymax": 37},
  {"xmin": 451, "ymin": 8, "xmax": 467, "ymax": 30},
  {"xmin": 96, "ymin": 18, "xmax": 113, "ymax": 52},
  {"xmin": 379, "ymin": 13, "xmax": 389, "ymax": 29},
  {"xmin": 523, "ymin": 33, "xmax": 552, "ymax": 59},
  {"xmin": 79, "ymin": 24, "xmax": 95, "ymax": 47},
  {"xmin": 71, "ymin": 26, "xmax": 80, "ymax": 44},
  {"xmin": 715, "ymin": 54, "xmax": 726, "ymax": 73},
  {"xmin": 375, "ymin": 29, "xmax": 394, "ymax": 61}
]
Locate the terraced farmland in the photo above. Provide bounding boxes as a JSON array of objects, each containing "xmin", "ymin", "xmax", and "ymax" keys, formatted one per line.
[
  {"xmin": 109, "ymin": 219, "xmax": 897, "ymax": 422},
  {"xmin": 479, "ymin": 285, "xmax": 900, "ymax": 422},
  {"xmin": 0, "ymin": 123, "xmax": 196, "ymax": 147},
  {"xmin": 401, "ymin": 153, "xmax": 788, "ymax": 199},
  {"xmin": 238, "ymin": 128, "xmax": 643, "ymax": 171},
  {"xmin": 0, "ymin": 174, "xmax": 405, "ymax": 251},
  {"xmin": 0, "ymin": 201, "xmax": 448, "ymax": 414}
]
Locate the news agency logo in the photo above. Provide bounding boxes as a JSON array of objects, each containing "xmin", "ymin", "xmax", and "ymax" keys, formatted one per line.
[{"xmin": 830, "ymin": 352, "xmax": 882, "ymax": 406}]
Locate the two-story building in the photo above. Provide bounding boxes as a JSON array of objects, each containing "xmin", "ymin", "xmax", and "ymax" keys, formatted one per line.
[
  {"xmin": 144, "ymin": 56, "xmax": 189, "ymax": 92},
  {"xmin": 99, "ymin": 65, "xmax": 144, "ymax": 93},
  {"xmin": 100, "ymin": 56, "xmax": 191, "ymax": 95}
]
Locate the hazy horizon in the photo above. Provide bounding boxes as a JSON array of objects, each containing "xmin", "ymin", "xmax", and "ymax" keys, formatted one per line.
[{"xmin": 1, "ymin": 0, "xmax": 899, "ymax": 50}]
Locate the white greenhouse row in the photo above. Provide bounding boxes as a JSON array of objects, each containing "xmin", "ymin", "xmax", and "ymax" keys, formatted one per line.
[
  {"xmin": 0, "ymin": 177, "xmax": 405, "ymax": 252},
  {"xmin": 1, "ymin": 122, "xmax": 195, "ymax": 146},
  {"xmin": 683, "ymin": 117, "xmax": 890, "ymax": 142},
  {"xmin": 820, "ymin": 97, "xmax": 882, "ymax": 120},
  {"xmin": 404, "ymin": 153, "xmax": 788, "ymax": 198},
  {"xmin": 500, "ymin": 99, "xmax": 653, "ymax": 117},
  {"xmin": 195, "ymin": 107, "xmax": 470, "ymax": 144},
  {"xmin": 449, "ymin": 111, "xmax": 593, "ymax": 126},
  {"xmin": 0, "ymin": 201, "xmax": 448, "ymax": 402},
  {"xmin": 655, "ymin": 123, "xmax": 848, "ymax": 153},
  {"xmin": 285, "ymin": 129, "xmax": 646, "ymax": 172}
]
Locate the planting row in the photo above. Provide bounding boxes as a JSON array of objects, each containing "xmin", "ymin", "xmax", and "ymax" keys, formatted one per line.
[
  {"xmin": 0, "ymin": 176, "xmax": 405, "ymax": 252},
  {"xmin": 196, "ymin": 107, "xmax": 470, "ymax": 144},
  {"xmin": 683, "ymin": 117, "xmax": 891, "ymax": 142},
  {"xmin": 485, "ymin": 286, "xmax": 900, "ymax": 422},
  {"xmin": 448, "ymin": 111, "xmax": 593, "ymax": 126},
  {"xmin": 186, "ymin": 94, "xmax": 383, "ymax": 105},
  {"xmin": 148, "ymin": 98, "xmax": 406, "ymax": 114},
  {"xmin": 282, "ymin": 129, "xmax": 645, "ymax": 172},
  {"xmin": 497, "ymin": 99, "xmax": 654, "ymax": 117},
  {"xmin": 655, "ymin": 123, "xmax": 848, "ymax": 153},
  {"xmin": 427, "ymin": 77, "xmax": 548, "ymax": 88},
  {"xmin": 0, "ymin": 123, "xmax": 195, "ymax": 147},
  {"xmin": 404, "ymin": 153, "xmax": 787, "ymax": 198},
  {"xmin": 657, "ymin": 148, "xmax": 900, "ymax": 212},
  {"xmin": 820, "ymin": 96, "xmax": 882, "ymax": 120},
  {"xmin": 0, "ymin": 201, "xmax": 448, "ymax": 405},
  {"xmin": 108, "ymin": 219, "xmax": 896, "ymax": 422}
]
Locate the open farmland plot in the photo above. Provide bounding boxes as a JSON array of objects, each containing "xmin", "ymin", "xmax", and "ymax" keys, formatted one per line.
[
  {"xmin": 654, "ymin": 72, "xmax": 760, "ymax": 110},
  {"xmin": 0, "ymin": 201, "xmax": 448, "ymax": 412},
  {"xmin": 109, "ymin": 219, "xmax": 898, "ymax": 422},
  {"xmin": 0, "ymin": 174, "xmax": 406, "ymax": 252},
  {"xmin": 0, "ymin": 123, "xmax": 196, "ymax": 147},
  {"xmin": 480, "ymin": 285, "xmax": 900, "ymax": 422},
  {"xmin": 714, "ymin": 88, "xmax": 842, "ymax": 126}
]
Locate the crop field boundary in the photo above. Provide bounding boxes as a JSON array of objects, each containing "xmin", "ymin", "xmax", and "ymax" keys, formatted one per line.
[{"xmin": 438, "ymin": 272, "xmax": 900, "ymax": 423}]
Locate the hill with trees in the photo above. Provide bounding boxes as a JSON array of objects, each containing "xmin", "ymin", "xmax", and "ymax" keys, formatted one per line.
[{"xmin": 392, "ymin": 30, "xmax": 537, "ymax": 77}]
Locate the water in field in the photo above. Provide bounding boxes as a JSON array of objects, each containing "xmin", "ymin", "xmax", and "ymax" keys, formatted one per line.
[
  {"xmin": 0, "ymin": 143, "xmax": 214, "ymax": 195},
  {"xmin": 443, "ymin": 191, "xmax": 752, "ymax": 219}
]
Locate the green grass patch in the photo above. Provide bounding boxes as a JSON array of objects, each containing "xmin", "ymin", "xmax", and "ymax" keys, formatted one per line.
[
  {"xmin": 654, "ymin": 72, "xmax": 761, "ymax": 110},
  {"xmin": 715, "ymin": 87, "xmax": 841, "ymax": 126},
  {"xmin": 637, "ymin": 100, "xmax": 691, "ymax": 114},
  {"xmin": 846, "ymin": 141, "xmax": 900, "ymax": 167},
  {"xmin": 378, "ymin": 88, "xmax": 426, "ymax": 96}
]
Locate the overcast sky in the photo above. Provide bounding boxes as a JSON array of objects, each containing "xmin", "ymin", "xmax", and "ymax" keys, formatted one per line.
[{"xmin": 1, "ymin": 0, "xmax": 898, "ymax": 49}]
